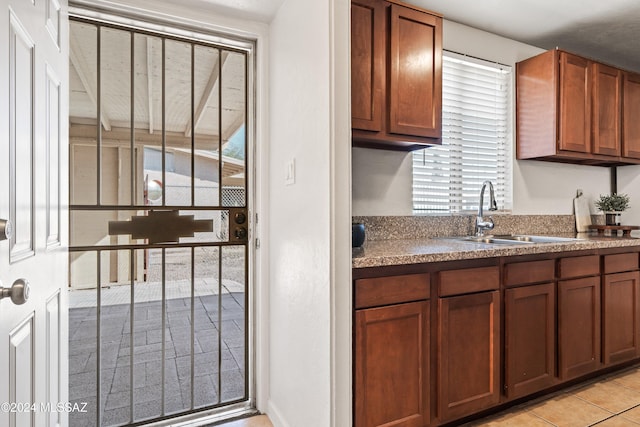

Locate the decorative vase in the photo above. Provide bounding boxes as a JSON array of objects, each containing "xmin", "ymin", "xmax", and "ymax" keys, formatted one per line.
[{"xmin": 605, "ymin": 211, "xmax": 622, "ymax": 226}]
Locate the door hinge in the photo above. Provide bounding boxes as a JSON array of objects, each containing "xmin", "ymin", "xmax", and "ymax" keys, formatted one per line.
[{"xmin": 255, "ymin": 238, "xmax": 260, "ymax": 248}]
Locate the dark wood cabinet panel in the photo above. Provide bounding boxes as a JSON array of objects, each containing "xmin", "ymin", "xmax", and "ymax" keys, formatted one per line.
[
  {"xmin": 438, "ymin": 266, "xmax": 499, "ymax": 297},
  {"xmin": 438, "ymin": 291, "xmax": 500, "ymax": 421},
  {"xmin": 351, "ymin": 0, "xmax": 442, "ymax": 150},
  {"xmin": 388, "ymin": 4, "xmax": 441, "ymax": 138},
  {"xmin": 558, "ymin": 52, "xmax": 591, "ymax": 154},
  {"xmin": 516, "ymin": 49, "xmax": 558, "ymax": 159},
  {"xmin": 504, "ymin": 259, "xmax": 555, "ymax": 287},
  {"xmin": 505, "ymin": 283, "xmax": 556, "ymax": 399},
  {"xmin": 355, "ymin": 273, "xmax": 430, "ymax": 309},
  {"xmin": 559, "ymin": 255, "xmax": 600, "ymax": 279},
  {"xmin": 623, "ymin": 72, "xmax": 640, "ymax": 159},
  {"xmin": 604, "ymin": 252, "xmax": 639, "ymax": 274},
  {"xmin": 592, "ymin": 63, "xmax": 622, "ymax": 156},
  {"xmin": 558, "ymin": 277, "xmax": 601, "ymax": 380},
  {"xmin": 355, "ymin": 301, "xmax": 430, "ymax": 427},
  {"xmin": 603, "ymin": 271, "xmax": 640, "ymax": 365},
  {"xmin": 351, "ymin": 0, "xmax": 385, "ymax": 132}
]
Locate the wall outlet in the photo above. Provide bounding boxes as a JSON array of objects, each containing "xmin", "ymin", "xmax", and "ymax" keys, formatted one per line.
[{"xmin": 285, "ymin": 158, "xmax": 296, "ymax": 186}]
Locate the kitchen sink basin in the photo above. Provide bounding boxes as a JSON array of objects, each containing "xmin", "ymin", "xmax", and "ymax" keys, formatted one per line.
[
  {"xmin": 491, "ymin": 235, "xmax": 583, "ymax": 244},
  {"xmin": 449, "ymin": 235, "xmax": 583, "ymax": 245},
  {"xmin": 454, "ymin": 236, "xmax": 528, "ymax": 245}
]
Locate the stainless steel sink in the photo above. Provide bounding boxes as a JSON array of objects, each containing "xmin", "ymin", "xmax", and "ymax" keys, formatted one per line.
[
  {"xmin": 449, "ymin": 235, "xmax": 583, "ymax": 245},
  {"xmin": 492, "ymin": 235, "xmax": 583, "ymax": 244},
  {"xmin": 452, "ymin": 236, "xmax": 531, "ymax": 245}
]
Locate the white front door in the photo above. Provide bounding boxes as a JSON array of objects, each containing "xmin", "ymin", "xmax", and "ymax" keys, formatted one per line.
[{"xmin": 0, "ymin": 0, "xmax": 69, "ymax": 426}]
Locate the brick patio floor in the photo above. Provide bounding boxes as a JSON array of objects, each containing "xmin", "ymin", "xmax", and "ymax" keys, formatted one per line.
[{"xmin": 68, "ymin": 283, "xmax": 246, "ymax": 427}]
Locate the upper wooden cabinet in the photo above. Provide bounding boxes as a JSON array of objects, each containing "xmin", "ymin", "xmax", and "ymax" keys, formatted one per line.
[
  {"xmin": 516, "ymin": 49, "xmax": 640, "ymax": 165},
  {"xmin": 623, "ymin": 72, "xmax": 640, "ymax": 159},
  {"xmin": 351, "ymin": 0, "xmax": 442, "ymax": 151}
]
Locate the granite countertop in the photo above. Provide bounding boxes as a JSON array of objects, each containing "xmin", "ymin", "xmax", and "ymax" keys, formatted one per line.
[{"xmin": 352, "ymin": 234, "xmax": 640, "ymax": 269}]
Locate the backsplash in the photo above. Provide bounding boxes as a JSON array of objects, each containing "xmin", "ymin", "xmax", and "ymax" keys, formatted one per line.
[{"xmin": 353, "ymin": 214, "xmax": 605, "ymax": 241}]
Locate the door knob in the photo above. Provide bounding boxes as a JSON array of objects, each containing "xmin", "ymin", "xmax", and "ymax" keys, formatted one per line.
[
  {"xmin": 0, "ymin": 279, "xmax": 30, "ymax": 305},
  {"xmin": 0, "ymin": 219, "xmax": 12, "ymax": 241}
]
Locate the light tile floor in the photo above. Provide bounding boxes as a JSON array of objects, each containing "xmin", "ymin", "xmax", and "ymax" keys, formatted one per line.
[
  {"xmin": 217, "ymin": 415, "xmax": 273, "ymax": 427},
  {"xmin": 467, "ymin": 366, "xmax": 640, "ymax": 426}
]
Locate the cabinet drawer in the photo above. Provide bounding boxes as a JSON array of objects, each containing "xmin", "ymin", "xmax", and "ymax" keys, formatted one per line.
[
  {"xmin": 355, "ymin": 273, "xmax": 430, "ymax": 309},
  {"xmin": 439, "ymin": 266, "xmax": 499, "ymax": 297},
  {"xmin": 559, "ymin": 255, "xmax": 600, "ymax": 279},
  {"xmin": 604, "ymin": 253, "xmax": 639, "ymax": 274},
  {"xmin": 504, "ymin": 259, "xmax": 555, "ymax": 287}
]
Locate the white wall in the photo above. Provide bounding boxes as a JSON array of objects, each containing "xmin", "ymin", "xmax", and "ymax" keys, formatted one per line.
[
  {"xmin": 267, "ymin": 0, "xmax": 332, "ymax": 425},
  {"xmin": 617, "ymin": 166, "xmax": 640, "ymax": 233},
  {"xmin": 352, "ymin": 19, "xmax": 613, "ymax": 216}
]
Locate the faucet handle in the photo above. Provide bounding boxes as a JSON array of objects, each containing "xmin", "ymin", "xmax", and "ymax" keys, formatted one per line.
[{"xmin": 485, "ymin": 216, "xmax": 495, "ymax": 230}]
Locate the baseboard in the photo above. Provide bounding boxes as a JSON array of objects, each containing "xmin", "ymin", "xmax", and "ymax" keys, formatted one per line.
[{"xmin": 266, "ymin": 400, "xmax": 289, "ymax": 427}]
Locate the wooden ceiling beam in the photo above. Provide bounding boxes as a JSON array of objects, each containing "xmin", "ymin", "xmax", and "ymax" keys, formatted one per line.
[
  {"xmin": 184, "ymin": 51, "xmax": 229, "ymax": 138},
  {"xmin": 70, "ymin": 124, "xmax": 217, "ymax": 149},
  {"xmin": 69, "ymin": 33, "xmax": 112, "ymax": 131}
]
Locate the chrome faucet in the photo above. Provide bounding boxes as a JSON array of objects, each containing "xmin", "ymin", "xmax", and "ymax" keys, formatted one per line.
[{"xmin": 475, "ymin": 180, "xmax": 498, "ymax": 236}]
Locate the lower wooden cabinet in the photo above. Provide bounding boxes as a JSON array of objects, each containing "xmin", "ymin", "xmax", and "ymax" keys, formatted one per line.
[
  {"xmin": 558, "ymin": 277, "xmax": 601, "ymax": 379},
  {"xmin": 603, "ymin": 271, "xmax": 640, "ymax": 365},
  {"xmin": 505, "ymin": 283, "xmax": 556, "ymax": 399},
  {"xmin": 438, "ymin": 291, "xmax": 500, "ymax": 422},
  {"xmin": 354, "ymin": 249, "xmax": 640, "ymax": 426},
  {"xmin": 355, "ymin": 300, "xmax": 430, "ymax": 427}
]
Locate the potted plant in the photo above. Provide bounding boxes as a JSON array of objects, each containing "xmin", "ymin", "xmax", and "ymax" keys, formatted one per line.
[{"xmin": 594, "ymin": 193, "xmax": 630, "ymax": 225}]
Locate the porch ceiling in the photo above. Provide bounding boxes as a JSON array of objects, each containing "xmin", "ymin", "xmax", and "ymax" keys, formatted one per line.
[{"xmin": 69, "ymin": 21, "xmax": 247, "ymax": 146}]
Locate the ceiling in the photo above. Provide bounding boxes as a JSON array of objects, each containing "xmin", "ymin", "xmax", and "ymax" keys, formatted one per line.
[
  {"xmin": 190, "ymin": 0, "xmax": 640, "ymax": 72},
  {"xmin": 69, "ymin": 20, "xmax": 247, "ymax": 150},
  {"xmin": 411, "ymin": 0, "xmax": 640, "ymax": 72}
]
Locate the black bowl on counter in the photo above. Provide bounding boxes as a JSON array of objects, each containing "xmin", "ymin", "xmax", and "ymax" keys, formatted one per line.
[{"xmin": 352, "ymin": 223, "xmax": 365, "ymax": 248}]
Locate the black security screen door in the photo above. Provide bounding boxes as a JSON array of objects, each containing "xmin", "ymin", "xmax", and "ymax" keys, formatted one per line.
[{"xmin": 67, "ymin": 15, "xmax": 253, "ymax": 426}]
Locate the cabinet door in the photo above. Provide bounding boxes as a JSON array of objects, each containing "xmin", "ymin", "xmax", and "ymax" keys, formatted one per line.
[
  {"xmin": 592, "ymin": 63, "xmax": 622, "ymax": 156},
  {"xmin": 351, "ymin": 0, "xmax": 385, "ymax": 132},
  {"xmin": 559, "ymin": 52, "xmax": 591, "ymax": 153},
  {"xmin": 603, "ymin": 271, "xmax": 640, "ymax": 365},
  {"xmin": 623, "ymin": 72, "xmax": 640, "ymax": 159},
  {"xmin": 388, "ymin": 4, "xmax": 441, "ymax": 138},
  {"xmin": 355, "ymin": 301, "xmax": 430, "ymax": 427},
  {"xmin": 438, "ymin": 291, "xmax": 500, "ymax": 422},
  {"xmin": 558, "ymin": 277, "xmax": 601, "ymax": 380},
  {"xmin": 505, "ymin": 283, "xmax": 556, "ymax": 399}
]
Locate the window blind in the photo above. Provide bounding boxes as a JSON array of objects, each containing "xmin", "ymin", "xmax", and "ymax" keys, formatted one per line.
[{"xmin": 413, "ymin": 51, "xmax": 512, "ymax": 213}]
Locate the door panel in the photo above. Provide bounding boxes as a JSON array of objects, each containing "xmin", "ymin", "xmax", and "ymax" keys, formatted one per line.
[
  {"xmin": 9, "ymin": 314, "xmax": 35, "ymax": 427},
  {"xmin": 1, "ymin": 1, "xmax": 69, "ymax": 427},
  {"xmin": 46, "ymin": 291, "xmax": 62, "ymax": 427},
  {"xmin": 389, "ymin": 4, "xmax": 441, "ymax": 138},
  {"xmin": 558, "ymin": 277, "xmax": 601, "ymax": 380},
  {"xmin": 438, "ymin": 291, "xmax": 500, "ymax": 422},
  {"xmin": 46, "ymin": 65, "xmax": 62, "ymax": 247},
  {"xmin": 603, "ymin": 271, "xmax": 640, "ymax": 365},
  {"xmin": 351, "ymin": 0, "xmax": 385, "ymax": 132},
  {"xmin": 9, "ymin": 10, "xmax": 35, "ymax": 260},
  {"xmin": 505, "ymin": 283, "xmax": 556, "ymax": 399},
  {"xmin": 623, "ymin": 72, "xmax": 640, "ymax": 159},
  {"xmin": 559, "ymin": 52, "xmax": 590, "ymax": 153},
  {"xmin": 592, "ymin": 63, "xmax": 621, "ymax": 156}
]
